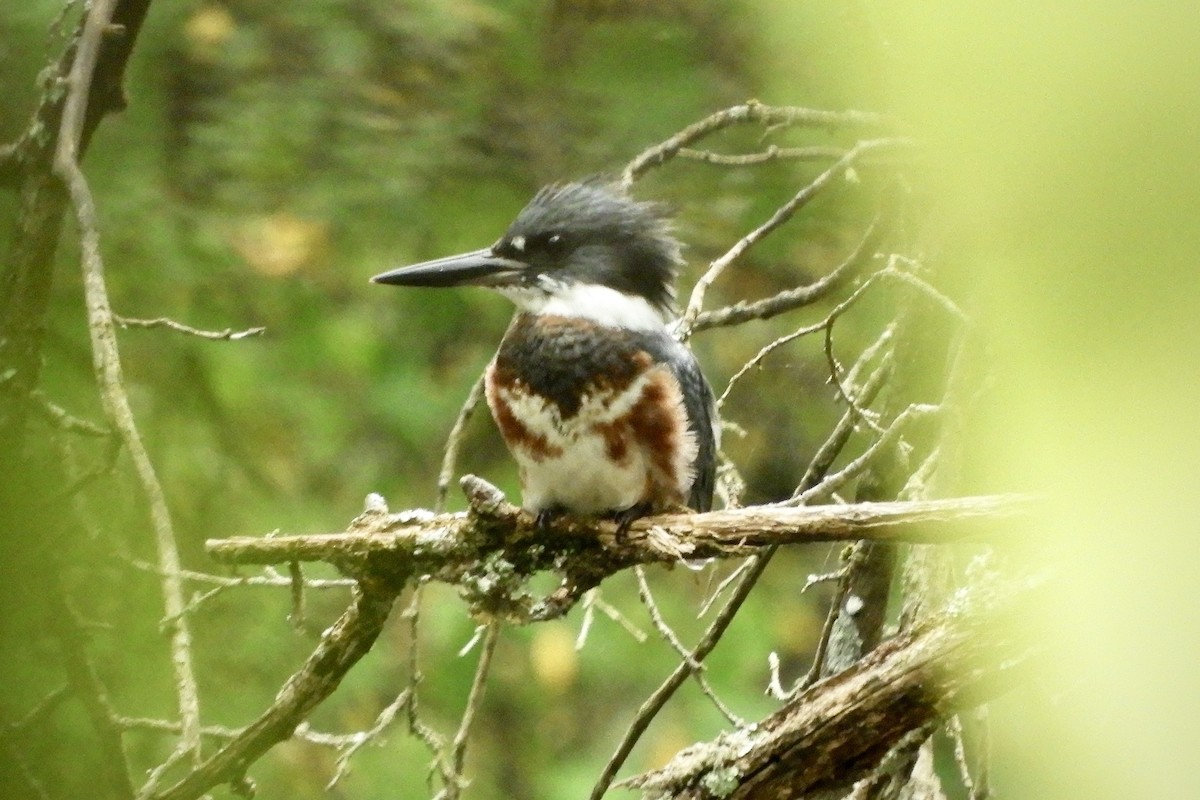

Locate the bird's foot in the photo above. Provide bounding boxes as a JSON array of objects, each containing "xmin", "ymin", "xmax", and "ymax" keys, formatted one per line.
[
  {"xmin": 611, "ymin": 503, "xmax": 653, "ymax": 541},
  {"xmin": 534, "ymin": 505, "xmax": 569, "ymax": 531}
]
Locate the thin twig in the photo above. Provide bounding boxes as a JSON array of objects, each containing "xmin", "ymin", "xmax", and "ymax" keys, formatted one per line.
[
  {"xmin": 122, "ymin": 557, "xmax": 354, "ymax": 590},
  {"xmin": 716, "ymin": 263, "xmax": 892, "ymax": 409},
  {"xmin": 436, "ymin": 374, "xmax": 486, "ymax": 512},
  {"xmin": 634, "ymin": 568, "xmax": 744, "ymax": 726},
  {"xmin": 578, "ymin": 589, "xmax": 648, "ymax": 648},
  {"xmin": 691, "ymin": 215, "xmax": 884, "ymax": 333},
  {"xmin": 802, "ymin": 566, "xmax": 849, "ymax": 594},
  {"xmin": 114, "ymin": 315, "xmax": 265, "ymax": 341},
  {"xmin": 696, "ymin": 559, "xmax": 753, "ymax": 618},
  {"xmin": 46, "ymin": 569, "xmax": 136, "ymax": 799},
  {"xmin": 439, "ymin": 622, "xmax": 502, "ymax": 800},
  {"xmin": 30, "ymin": 390, "xmax": 110, "ymax": 436},
  {"xmin": 789, "ymin": 403, "xmax": 942, "ymax": 506},
  {"xmin": 677, "ymin": 139, "xmax": 906, "ymax": 338},
  {"xmin": 717, "ymin": 317, "xmax": 830, "ymax": 408},
  {"xmin": 795, "ymin": 543, "xmax": 862, "ymax": 692},
  {"xmin": 326, "ymin": 688, "xmax": 414, "ymax": 789},
  {"xmin": 9, "ymin": 686, "xmax": 71, "ymax": 733},
  {"xmin": 796, "ymin": 334, "xmax": 894, "ymax": 493},
  {"xmin": 621, "ymin": 101, "xmax": 887, "ymax": 186},
  {"xmin": 634, "ymin": 567, "xmax": 703, "ymax": 671},
  {"xmin": 399, "ymin": 585, "xmax": 452, "ymax": 783},
  {"xmin": 287, "ymin": 561, "xmax": 306, "ymax": 632},
  {"xmin": 589, "ymin": 549, "xmax": 775, "ymax": 800},
  {"xmin": 676, "ymin": 144, "xmax": 848, "ymax": 166},
  {"xmin": 118, "ymin": 714, "xmax": 377, "ymax": 749}
]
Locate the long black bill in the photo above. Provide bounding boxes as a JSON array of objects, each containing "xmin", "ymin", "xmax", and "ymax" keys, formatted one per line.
[{"xmin": 371, "ymin": 248, "xmax": 527, "ymax": 288}]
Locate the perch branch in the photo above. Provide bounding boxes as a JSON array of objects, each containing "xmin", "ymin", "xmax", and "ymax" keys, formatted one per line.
[{"xmin": 206, "ymin": 494, "xmax": 1029, "ymax": 574}]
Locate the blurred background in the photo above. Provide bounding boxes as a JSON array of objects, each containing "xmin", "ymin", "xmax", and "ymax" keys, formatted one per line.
[{"xmin": 2, "ymin": 0, "xmax": 1197, "ymax": 798}]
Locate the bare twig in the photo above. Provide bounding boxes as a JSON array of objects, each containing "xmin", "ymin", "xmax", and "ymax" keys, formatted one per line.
[
  {"xmin": 30, "ymin": 390, "xmax": 111, "ymax": 436},
  {"xmin": 717, "ymin": 317, "xmax": 830, "ymax": 408},
  {"xmin": 795, "ymin": 544, "xmax": 862, "ymax": 692},
  {"xmin": 635, "ymin": 567, "xmax": 703, "ymax": 671},
  {"xmin": 621, "ymin": 101, "xmax": 887, "ymax": 186},
  {"xmin": 677, "ymin": 139, "xmax": 907, "ymax": 337},
  {"xmin": 634, "ymin": 568, "xmax": 743, "ymax": 727},
  {"xmin": 114, "ymin": 315, "xmax": 265, "ymax": 341},
  {"xmin": 696, "ymin": 560, "xmax": 753, "ymax": 619},
  {"xmin": 287, "ymin": 561, "xmax": 307, "ymax": 632},
  {"xmin": 589, "ymin": 549, "xmax": 774, "ymax": 800},
  {"xmin": 439, "ymin": 622, "xmax": 502, "ymax": 800},
  {"xmin": 326, "ymin": 689, "xmax": 413, "ymax": 789},
  {"xmin": 676, "ymin": 144, "xmax": 848, "ymax": 166},
  {"xmin": 126, "ymin": 557, "xmax": 348, "ymax": 588},
  {"xmin": 691, "ymin": 215, "xmax": 884, "ymax": 333},
  {"xmin": 797, "ymin": 335, "xmax": 894, "ymax": 493},
  {"xmin": 9, "ymin": 686, "xmax": 71, "ymax": 734},
  {"xmin": 54, "ymin": 0, "xmax": 203, "ymax": 769},
  {"xmin": 118, "ymin": 714, "xmax": 380, "ymax": 750},
  {"xmin": 46, "ymin": 565, "xmax": 136, "ymax": 799},
  {"xmin": 789, "ymin": 403, "xmax": 942, "ymax": 506},
  {"xmin": 398, "ymin": 585, "xmax": 453, "ymax": 781},
  {"xmin": 436, "ymin": 374, "xmax": 486, "ymax": 511},
  {"xmin": 580, "ymin": 589, "xmax": 648, "ymax": 646}
]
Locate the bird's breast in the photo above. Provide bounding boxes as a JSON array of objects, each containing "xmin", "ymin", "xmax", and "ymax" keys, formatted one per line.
[{"xmin": 483, "ymin": 314, "xmax": 698, "ymax": 514}]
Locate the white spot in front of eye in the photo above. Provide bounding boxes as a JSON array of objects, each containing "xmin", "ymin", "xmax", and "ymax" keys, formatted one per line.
[{"xmin": 511, "ymin": 235, "xmax": 526, "ymax": 252}]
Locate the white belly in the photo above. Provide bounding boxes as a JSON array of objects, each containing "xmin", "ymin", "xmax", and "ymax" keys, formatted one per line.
[{"xmin": 514, "ymin": 432, "xmax": 650, "ymax": 514}]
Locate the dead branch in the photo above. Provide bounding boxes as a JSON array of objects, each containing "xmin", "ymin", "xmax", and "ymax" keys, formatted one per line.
[
  {"xmin": 691, "ymin": 215, "xmax": 885, "ymax": 334},
  {"xmin": 622, "ymin": 573, "xmax": 1044, "ymax": 799},
  {"xmin": 678, "ymin": 139, "xmax": 908, "ymax": 336},
  {"xmin": 113, "ymin": 315, "xmax": 265, "ymax": 340},
  {"xmin": 621, "ymin": 101, "xmax": 887, "ymax": 186},
  {"xmin": 153, "ymin": 578, "xmax": 399, "ymax": 800},
  {"xmin": 53, "ymin": 0, "xmax": 203, "ymax": 771},
  {"xmin": 206, "ymin": 492, "xmax": 1029, "ymax": 579}
]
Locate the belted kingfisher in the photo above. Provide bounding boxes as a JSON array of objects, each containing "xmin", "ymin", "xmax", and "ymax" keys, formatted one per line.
[{"xmin": 372, "ymin": 181, "xmax": 718, "ymax": 529}]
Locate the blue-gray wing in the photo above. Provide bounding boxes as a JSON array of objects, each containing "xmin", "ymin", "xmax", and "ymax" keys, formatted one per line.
[{"xmin": 641, "ymin": 334, "xmax": 718, "ymax": 512}]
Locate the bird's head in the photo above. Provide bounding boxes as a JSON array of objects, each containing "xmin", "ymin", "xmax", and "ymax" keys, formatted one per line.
[{"xmin": 372, "ymin": 182, "xmax": 683, "ymax": 328}]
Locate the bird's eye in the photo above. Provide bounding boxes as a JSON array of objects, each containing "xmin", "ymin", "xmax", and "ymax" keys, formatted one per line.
[{"xmin": 545, "ymin": 232, "xmax": 564, "ymax": 251}]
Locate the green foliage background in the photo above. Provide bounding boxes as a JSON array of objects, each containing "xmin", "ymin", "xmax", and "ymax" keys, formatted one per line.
[
  {"xmin": 1, "ymin": 2, "xmax": 897, "ymax": 798},
  {"xmin": 7, "ymin": 1, "xmax": 1199, "ymax": 800}
]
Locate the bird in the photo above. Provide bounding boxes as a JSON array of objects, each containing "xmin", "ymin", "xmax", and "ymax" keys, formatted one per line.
[{"xmin": 372, "ymin": 181, "xmax": 718, "ymax": 532}]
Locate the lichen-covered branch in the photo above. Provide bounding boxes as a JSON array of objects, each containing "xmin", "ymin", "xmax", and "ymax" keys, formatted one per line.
[
  {"xmin": 209, "ymin": 492, "xmax": 1024, "ymax": 570},
  {"xmin": 204, "ymin": 488, "xmax": 1027, "ymax": 628},
  {"xmin": 622, "ymin": 573, "xmax": 1044, "ymax": 799}
]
